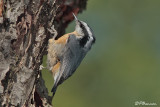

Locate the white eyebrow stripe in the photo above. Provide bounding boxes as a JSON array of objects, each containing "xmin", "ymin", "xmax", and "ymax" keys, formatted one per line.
[
  {"xmin": 81, "ymin": 21, "xmax": 94, "ymax": 48},
  {"xmin": 83, "ymin": 22, "xmax": 93, "ymax": 38}
]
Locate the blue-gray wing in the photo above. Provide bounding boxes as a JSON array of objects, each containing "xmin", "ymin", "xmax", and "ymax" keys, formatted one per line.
[{"xmin": 56, "ymin": 34, "xmax": 87, "ymax": 86}]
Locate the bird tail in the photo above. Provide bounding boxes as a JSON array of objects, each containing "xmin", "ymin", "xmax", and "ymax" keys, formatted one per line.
[{"xmin": 51, "ymin": 85, "xmax": 57, "ymax": 97}]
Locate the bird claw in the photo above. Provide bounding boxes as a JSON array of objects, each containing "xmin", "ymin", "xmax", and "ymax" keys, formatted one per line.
[
  {"xmin": 39, "ymin": 65, "xmax": 45, "ymax": 70},
  {"xmin": 47, "ymin": 25, "xmax": 57, "ymax": 39}
]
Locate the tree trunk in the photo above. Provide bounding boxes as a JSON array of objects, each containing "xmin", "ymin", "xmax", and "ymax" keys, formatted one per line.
[{"xmin": 0, "ymin": 0, "xmax": 87, "ymax": 106}]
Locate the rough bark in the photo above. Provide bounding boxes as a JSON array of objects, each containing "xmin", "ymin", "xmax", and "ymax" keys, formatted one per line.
[{"xmin": 0, "ymin": 0, "xmax": 87, "ymax": 106}]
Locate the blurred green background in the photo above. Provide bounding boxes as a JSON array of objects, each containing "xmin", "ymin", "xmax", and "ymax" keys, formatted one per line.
[{"xmin": 42, "ymin": 0, "xmax": 160, "ymax": 107}]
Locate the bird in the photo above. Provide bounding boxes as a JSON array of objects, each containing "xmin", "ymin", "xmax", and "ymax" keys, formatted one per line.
[{"xmin": 47, "ymin": 13, "xmax": 95, "ymax": 96}]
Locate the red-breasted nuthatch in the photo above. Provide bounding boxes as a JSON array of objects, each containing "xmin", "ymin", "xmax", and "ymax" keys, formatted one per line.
[{"xmin": 47, "ymin": 13, "xmax": 95, "ymax": 96}]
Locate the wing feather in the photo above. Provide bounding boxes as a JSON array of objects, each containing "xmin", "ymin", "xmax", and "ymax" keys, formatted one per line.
[{"xmin": 54, "ymin": 35, "xmax": 86, "ymax": 86}]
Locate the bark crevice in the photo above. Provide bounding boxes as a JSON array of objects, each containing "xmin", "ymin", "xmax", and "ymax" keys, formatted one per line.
[{"xmin": 0, "ymin": 0, "xmax": 87, "ymax": 106}]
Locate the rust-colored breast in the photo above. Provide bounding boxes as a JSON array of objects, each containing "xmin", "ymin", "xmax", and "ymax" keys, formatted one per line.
[
  {"xmin": 54, "ymin": 31, "xmax": 79, "ymax": 44},
  {"xmin": 54, "ymin": 34, "xmax": 69, "ymax": 44},
  {"xmin": 52, "ymin": 61, "xmax": 61, "ymax": 75}
]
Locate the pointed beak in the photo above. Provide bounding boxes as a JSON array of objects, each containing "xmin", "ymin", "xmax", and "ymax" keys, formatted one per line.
[{"xmin": 72, "ymin": 13, "xmax": 78, "ymax": 22}]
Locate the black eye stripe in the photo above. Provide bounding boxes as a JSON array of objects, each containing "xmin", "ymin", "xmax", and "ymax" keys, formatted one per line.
[
  {"xmin": 79, "ymin": 22, "xmax": 89, "ymax": 47},
  {"xmin": 87, "ymin": 26, "xmax": 96, "ymax": 44}
]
